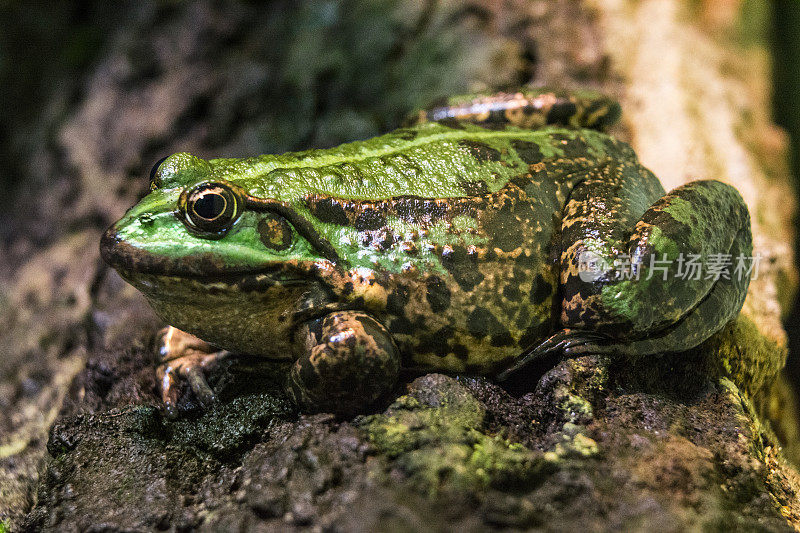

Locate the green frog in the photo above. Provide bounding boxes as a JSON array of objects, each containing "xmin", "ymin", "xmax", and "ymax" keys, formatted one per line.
[{"xmin": 100, "ymin": 88, "xmax": 753, "ymax": 416}]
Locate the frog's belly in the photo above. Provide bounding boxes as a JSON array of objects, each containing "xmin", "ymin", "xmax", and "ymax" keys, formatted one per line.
[{"xmin": 379, "ymin": 262, "xmax": 557, "ymax": 375}]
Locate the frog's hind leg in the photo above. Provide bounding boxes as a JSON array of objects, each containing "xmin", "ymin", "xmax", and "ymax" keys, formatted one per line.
[
  {"xmin": 503, "ymin": 176, "xmax": 752, "ymax": 378},
  {"xmin": 565, "ymin": 215, "xmax": 752, "ymax": 358},
  {"xmin": 156, "ymin": 326, "xmax": 230, "ymax": 416},
  {"xmin": 560, "ymin": 174, "xmax": 752, "ymax": 356},
  {"xmin": 407, "ymin": 88, "xmax": 621, "ymax": 131},
  {"xmin": 288, "ymin": 311, "xmax": 400, "ymax": 416}
]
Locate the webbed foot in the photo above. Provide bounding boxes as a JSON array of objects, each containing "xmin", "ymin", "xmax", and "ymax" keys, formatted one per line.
[
  {"xmin": 155, "ymin": 326, "xmax": 229, "ymax": 417},
  {"xmin": 497, "ymin": 329, "xmax": 611, "ymax": 381}
]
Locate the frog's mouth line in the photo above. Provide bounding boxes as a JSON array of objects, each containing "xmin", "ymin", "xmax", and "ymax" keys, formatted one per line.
[{"xmin": 99, "ymin": 226, "xmax": 308, "ymax": 286}]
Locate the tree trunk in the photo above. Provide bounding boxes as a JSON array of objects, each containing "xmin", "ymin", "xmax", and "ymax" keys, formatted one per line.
[{"xmin": 1, "ymin": 0, "xmax": 799, "ymax": 530}]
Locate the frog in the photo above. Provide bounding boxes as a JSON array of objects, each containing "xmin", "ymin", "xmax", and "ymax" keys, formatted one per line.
[{"xmin": 100, "ymin": 88, "xmax": 753, "ymax": 417}]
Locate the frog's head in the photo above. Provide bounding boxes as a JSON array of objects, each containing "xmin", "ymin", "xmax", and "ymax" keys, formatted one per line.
[
  {"xmin": 101, "ymin": 152, "xmax": 344, "ymax": 297},
  {"xmin": 101, "ymin": 152, "xmax": 354, "ymax": 355}
]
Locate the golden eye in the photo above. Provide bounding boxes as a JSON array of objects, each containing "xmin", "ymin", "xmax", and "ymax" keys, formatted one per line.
[
  {"xmin": 257, "ymin": 213, "xmax": 293, "ymax": 251},
  {"xmin": 179, "ymin": 181, "xmax": 245, "ymax": 238}
]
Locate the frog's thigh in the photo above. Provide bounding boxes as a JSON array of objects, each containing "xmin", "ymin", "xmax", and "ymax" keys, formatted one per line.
[
  {"xmin": 561, "ymin": 178, "xmax": 752, "ymax": 352},
  {"xmin": 288, "ymin": 311, "xmax": 400, "ymax": 416},
  {"xmin": 155, "ymin": 326, "xmax": 229, "ymax": 415},
  {"xmin": 568, "ymin": 229, "xmax": 749, "ymax": 356}
]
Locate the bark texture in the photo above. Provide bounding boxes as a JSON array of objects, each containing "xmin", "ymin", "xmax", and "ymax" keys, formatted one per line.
[{"xmin": 1, "ymin": 1, "xmax": 799, "ymax": 531}]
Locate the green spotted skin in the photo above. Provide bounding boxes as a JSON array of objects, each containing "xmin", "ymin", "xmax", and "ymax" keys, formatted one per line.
[{"xmin": 101, "ymin": 88, "xmax": 752, "ymax": 408}]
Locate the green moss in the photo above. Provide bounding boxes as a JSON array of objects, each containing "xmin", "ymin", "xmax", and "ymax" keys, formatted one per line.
[
  {"xmin": 547, "ymin": 432, "xmax": 600, "ymax": 461},
  {"xmin": 558, "ymin": 392, "xmax": 595, "ymax": 424},
  {"xmin": 168, "ymin": 392, "xmax": 294, "ymax": 458},
  {"xmin": 357, "ymin": 377, "xmax": 551, "ymax": 495},
  {"xmin": 700, "ymin": 315, "xmax": 786, "ymax": 399},
  {"xmin": 0, "ymin": 520, "xmax": 7, "ymax": 533}
]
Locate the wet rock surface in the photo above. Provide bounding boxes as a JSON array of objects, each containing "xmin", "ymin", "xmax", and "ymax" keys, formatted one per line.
[
  {"xmin": 20, "ymin": 348, "xmax": 800, "ymax": 531},
  {"xmin": 1, "ymin": 0, "xmax": 800, "ymax": 531}
]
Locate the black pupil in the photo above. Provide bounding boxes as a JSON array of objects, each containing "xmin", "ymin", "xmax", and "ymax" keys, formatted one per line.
[{"xmin": 194, "ymin": 192, "xmax": 226, "ymax": 220}]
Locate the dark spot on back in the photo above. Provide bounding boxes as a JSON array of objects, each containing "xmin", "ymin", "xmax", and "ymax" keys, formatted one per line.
[
  {"xmin": 546, "ymin": 100, "xmax": 578, "ymax": 125},
  {"xmin": 503, "ymin": 285, "xmax": 522, "ymax": 301},
  {"xmin": 386, "ymin": 285, "xmax": 410, "ymax": 314},
  {"xmin": 452, "ymin": 344, "xmax": 469, "ymax": 360},
  {"xmin": 389, "ymin": 316, "xmax": 413, "ymax": 335},
  {"xmin": 551, "ymin": 133, "xmax": 589, "ymax": 158},
  {"xmin": 425, "ymin": 276, "xmax": 451, "ymax": 312},
  {"xmin": 467, "ymin": 307, "xmax": 500, "ymax": 338},
  {"xmin": 512, "ymin": 140, "xmax": 545, "ymax": 165},
  {"xmin": 490, "ymin": 331, "xmax": 514, "ymax": 347},
  {"xmin": 458, "ymin": 140, "xmax": 501, "ymax": 162},
  {"xmin": 307, "ymin": 197, "xmax": 350, "ymax": 226},
  {"xmin": 530, "ymin": 274, "xmax": 553, "ymax": 305},
  {"xmin": 442, "ymin": 246, "xmax": 484, "ymax": 291},
  {"xmin": 373, "ymin": 228, "xmax": 396, "ymax": 251},
  {"xmin": 418, "ymin": 326, "xmax": 454, "ymax": 357},
  {"xmin": 355, "ymin": 208, "xmax": 386, "ymax": 231}
]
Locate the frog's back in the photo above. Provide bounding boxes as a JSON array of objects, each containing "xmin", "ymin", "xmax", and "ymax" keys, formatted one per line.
[
  {"xmin": 210, "ymin": 89, "xmax": 638, "ymax": 373},
  {"xmin": 208, "ymin": 122, "xmax": 632, "ymax": 204},
  {"xmin": 207, "ymin": 89, "xmax": 637, "ymax": 373}
]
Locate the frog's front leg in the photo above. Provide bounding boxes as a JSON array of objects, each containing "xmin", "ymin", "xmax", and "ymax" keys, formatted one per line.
[
  {"xmin": 288, "ymin": 311, "xmax": 400, "ymax": 416},
  {"xmin": 155, "ymin": 326, "xmax": 229, "ymax": 416}
]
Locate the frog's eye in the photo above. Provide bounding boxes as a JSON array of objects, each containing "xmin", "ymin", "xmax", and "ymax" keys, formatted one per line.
[
  {"xmin": 149, "ymin": 156, "xmax": 169, "ymax": 191},
  {"xmin": 257, "ymin": 213, "xmax": 293, "ymax": 251},
  {"xmin": 179, "ymin": 181, "xmax": 245, "ymax": 238}
]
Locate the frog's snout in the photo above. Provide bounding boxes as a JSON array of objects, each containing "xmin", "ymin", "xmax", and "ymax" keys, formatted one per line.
[
  {"xmin": 100, "ymin": 223, "xmax": 149, "ymax": 276},
  {"xmin": 100, "ymin": 222, "xmax": 169, "ymax": 276}
]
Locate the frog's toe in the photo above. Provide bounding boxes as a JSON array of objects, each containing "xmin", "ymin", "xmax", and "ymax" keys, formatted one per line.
[
  {"xmin": 498, "ymin": 329, "xmax": 610, "ymax": 380},
  {"xmin": 156, "ymin": 350, "xmax": 225, "ymax": 416},
  {"xmin": 185, "ymin": 365, "xmax": 217, "ymax": 407},
  {"xmin": 157, "ymin": 364, "xmax": 181, "ymax": 418},
  {"xmin": 154, "ymin": 326, "xmax": 228, "ymax": 416}
]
